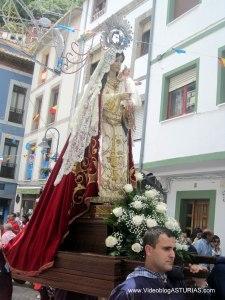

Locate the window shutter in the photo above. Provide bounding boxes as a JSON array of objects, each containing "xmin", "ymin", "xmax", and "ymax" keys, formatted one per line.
[
  {"xmin": 133, "ymin": 105, "xmax": 144, "ymax": 140},
  {"xmin": 169, "ymin": 68, "xmax": 196, "ymax": 92}
]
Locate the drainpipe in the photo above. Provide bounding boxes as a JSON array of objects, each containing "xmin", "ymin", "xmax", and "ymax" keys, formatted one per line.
[
  {"xmin": 139, "ymin": 0, "xmax": 156, "ymax": 171},
  {"xmin": 68, "ymin": 0, "xmax": 90, "ymax": 133}
]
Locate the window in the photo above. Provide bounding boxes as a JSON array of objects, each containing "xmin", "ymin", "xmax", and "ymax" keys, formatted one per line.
[
  {"xmin": 180, "ymin": 200, "xmax": 209, "ymax": 232},
  {"xmin": 0, "ymin": 138, "xmax": 19, "ymax": 179},
  {"xmin": 160, "ymin": 61, "xmax": 199, "ymax": 121},
  {"xmin": 47, "ymin": 86, "xmax": 59, "ymax": 124},
  {"xmin": 8, "ymin": 85, "xmax": 27, "ymax": 124},
  {"xmin": 92, "ymin": 0, "xmax": 106, "ymax": 21},
  {"xmin": 217, "ymin": 47, "xmax": 225, "ymax": 104},
  {"xmin": 167, "ymin": 68, "xmax": 196, "ymax": 119},
  {"xmin": 168, "ymin": 0, "xmax": 200, "ymax": 22},
  {"xmin": 140, "ymin": 21, "xmax": 150, "ymax": 57},
  {"xmin": 39, "ymin": 53, "xmax": 49, "ymax": 84},
  {"xmin": 86, "ymin": 49, "xmax": 101, "ymax": 83},
  {"xmin": 39, "ymin": 139, "xmax": 52, "ymax": 179},
  {"xmin": 25, "ymin": 143, "xmax": 36, "ymax": 180},
  {"xmin": 32, "ymin": 96, "xmax": 42, "ymax": 131}
]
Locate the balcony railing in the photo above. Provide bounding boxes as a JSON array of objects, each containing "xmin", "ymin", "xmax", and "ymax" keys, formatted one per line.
[
  {"xmin": 8, "ymin": 107, "xmax": 24, "ymax": 124},
  {"xmin": 92, "ymin": 5, "xmax": 106, "ymax": 21},
  {"xmin": 0, "ymin": 162, "xmax": 16, "ymax": 179}
]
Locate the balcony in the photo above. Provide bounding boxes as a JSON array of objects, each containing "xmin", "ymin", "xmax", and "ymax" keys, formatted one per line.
[
  {"xmin": 92, "ymin": 1, "xmax": 106, "ymax": 22},
  {"xmin": 0, "ymin": 162, "xmax": 16, "ymax": 179},
  {"xmin": 8, "ymin": 107, "xmax": 24, "ymax": 124}
]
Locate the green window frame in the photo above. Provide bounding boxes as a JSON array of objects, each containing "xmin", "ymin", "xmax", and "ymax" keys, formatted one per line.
[
  {"xmin": 167, "ymin": 0, "xmax": 201, "ymax": 24},
  {"xmin": 160, "ymin": 59, "xmax": 199, "ymax": 121},
  {"xmin": 217, "ymin": 45, "xmax": 225, "ymax": 105},
  {"xmin": 175, "ymin": 190, "xmax": 216, "ymax": 231}
]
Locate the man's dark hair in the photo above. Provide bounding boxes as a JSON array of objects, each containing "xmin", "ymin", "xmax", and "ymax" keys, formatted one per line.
[{"xmin": 143, "ymin": 226, "xmax": 175, "ymax": 248}]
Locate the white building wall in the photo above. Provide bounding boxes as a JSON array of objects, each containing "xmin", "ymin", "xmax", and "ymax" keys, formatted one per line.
[
  {"xmin": 144, "ymin": 25, "xmax": 225, "ymax": 164},
  {"xmin": 152, "ymin": 0, "xmax": 225, "ymax": 59}
]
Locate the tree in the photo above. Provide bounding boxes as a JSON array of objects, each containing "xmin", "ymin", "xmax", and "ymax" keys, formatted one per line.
[{"xmin": 0, "ymin": 0, "xmax": 84, "ymax": 26}]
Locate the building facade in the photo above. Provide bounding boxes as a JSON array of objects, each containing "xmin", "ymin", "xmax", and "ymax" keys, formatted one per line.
[
  {"xmin": 143, "ymin": 0, "xmax": 225, "ymax": 252},
  {"xmin": 15, "ymin": 9, "xmax": 82, "ymax": 214},
  {"xmin": 0, "ymin": 42, "xmax": 33, "ymax": 223}
]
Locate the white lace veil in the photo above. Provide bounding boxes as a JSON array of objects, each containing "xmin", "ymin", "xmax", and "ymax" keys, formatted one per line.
[{"xmin": 54, "ymin": 47, "xmax": 120, "ymax": 185}]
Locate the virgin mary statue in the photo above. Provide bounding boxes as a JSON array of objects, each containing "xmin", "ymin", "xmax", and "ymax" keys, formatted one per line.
[{"xmin": 3, "ymin": 29, "xmax": 141, "ymax": 275}]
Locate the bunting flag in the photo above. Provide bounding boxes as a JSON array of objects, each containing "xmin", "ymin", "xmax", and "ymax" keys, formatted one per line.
[
  {"xmin": 55, "ymin": 24, "xmax": 76, "ymax": 32},
  {"xmin": 218, "ymin": 57, "xmax": 225, "ymax": 67},
  {"xmin": 49, "ymin": 105, "xmax": 57, "ymax": 114},
  {"xmin": 25, "ymin": 143, "xmax": 31, "ymax": 150},
  {"xmin": 172, "ymin": 47, "xmax": 186, "ymax": 54}
]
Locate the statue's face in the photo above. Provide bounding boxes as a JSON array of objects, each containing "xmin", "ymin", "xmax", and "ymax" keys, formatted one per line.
[{"xmin": 110, "ymin": 55, "xmax": 123, "ymax": 73}]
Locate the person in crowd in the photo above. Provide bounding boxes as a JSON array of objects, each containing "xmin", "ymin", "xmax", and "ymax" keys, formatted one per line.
[
  {"xmin": 211, "ymin": 235, "xmax": 222, "ymax": 256},
  {"xmin": 7, "ymin": 213, "xmax": 20, "ymax": 234},
  {"xmin": 0, "ymin": 224, "xmax": 17, "ymax": 300},
  {"xmin": 21, "ymin": 215, "xmax": 29, "ymax": 228},
  {"xmin": 109, "ymin": 226, "xmax": 209, "ymax": 300},
  {"xmin": 0, "ymin": 242, "xmax": 13, "ymax": 300},
  {"xmin": 193, "ymin": 229, "xmax": 213, "ymax": 257},
  {"xmin": 1, "ymin": 223, "xmax": 16, "ymax": 246},
  {"xmin": 207, "ymin": 256, "xmax": 225, "ymax": 299},
  {"xmin": 193, "ymin": 229, "xmax": 213, "ymax": 272},
  {"xmin": 191, "ymin": 227, "xmax": 203, "ymax": 243},
  {"xmin": 15, "ymin": 212, "xmax": 22, "ymax": 228}
]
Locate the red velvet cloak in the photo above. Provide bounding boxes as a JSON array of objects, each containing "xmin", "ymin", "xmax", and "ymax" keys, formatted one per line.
[{"xmin": 3, "ymin": 135, "xmax": 99, "ymax": 276}]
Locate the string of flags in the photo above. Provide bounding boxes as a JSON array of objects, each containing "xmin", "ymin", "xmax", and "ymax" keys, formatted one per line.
[{"xmin": 172, "ymin": 48, "xmax": 225, "ymax": 67}]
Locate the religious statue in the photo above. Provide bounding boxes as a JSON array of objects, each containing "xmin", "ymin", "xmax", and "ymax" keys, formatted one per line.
[
  {"xmin": 99, "ymin": 53, "xmax": 140, "ymax": 199},
  {"xmin": 3, "ymin": 16, "xmax": 140, "ymax": 276}
]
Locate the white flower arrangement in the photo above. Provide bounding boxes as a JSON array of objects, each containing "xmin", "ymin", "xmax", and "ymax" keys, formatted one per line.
[
  {"xmin": 146, "ymin": 218, "xmax": 158, "ymax": 228},
  {"xmin": 105, "ymin": 236, "xmax": 118, "ymax": 248},
  {"xmin": 131, "ymin": 243, "xmax": 143, "ymax": 253},
  {"xmin": 105, "ymin": 175, "xmax": 186, "ymax": 260},
  {"xmin": 176, "ymin": 242, "xmax": 189, "ymax": 251},
  {"xmin": 132, "ymin": 215, "xmax": 144, "ymax": 226},
  {"xmin": 112, "ymin": 207, "xmax": 123, "ymax": 217},
  {"xmin": 165, "ymin": 217, "xmax": 180, "ymax": 231},
  {"xmin": 135, "ymin": 172, "xmax": 144, "ymax": 181},
  {"xmin": 145, "ymin": 189, "xmax": 159, "ymax": 199},
  {"xmin": 131, "ymin": 200, "xmax": 143, "ymax": 210},
  {"xmin": 124, "ymin": 184, "xmax": 133, "ymax": 193},
  {"xmin": 156, "ymin": 202, "xmax": 167, "ymax": 214}
]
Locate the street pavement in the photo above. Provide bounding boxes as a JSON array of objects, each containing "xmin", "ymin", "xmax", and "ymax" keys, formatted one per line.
[{"xmin": 12, "ymin": 283, "xmax": 39, "ymax": 300}]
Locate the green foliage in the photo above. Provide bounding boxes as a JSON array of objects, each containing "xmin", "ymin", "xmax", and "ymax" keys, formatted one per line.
[
  {"xmin": 28, "ymin": 0, "xmax": 84, "ymax": 17},
  {"xmin": 0, "ymin": 0, "xmax": 84, "ymax": 25}
]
